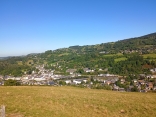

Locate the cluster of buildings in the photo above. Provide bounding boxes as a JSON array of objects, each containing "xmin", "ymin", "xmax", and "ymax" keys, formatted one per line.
[
  {"xmin": 93, "ymin": 74, "xmax": 156, "ymax": 92},
  {"xmin": 0, "ymin": 65, "xmax": 156, "ymax": 93},
  {"xmin": 0, "ymin": 65, "xmax": 90, "ymax": 86}
]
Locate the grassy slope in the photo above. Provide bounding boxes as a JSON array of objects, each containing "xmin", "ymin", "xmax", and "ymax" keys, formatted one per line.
[
  {"xmin": 103, "ymin": 53, "xmax": 123, "ymax": 57},
  {"xmin": 143, "ymin": 54, "xmax": 156, "ymax": 59},
  {"xmin": 114, "ymin": 57, "xmax": 127, "ymax": 62},
  {"xmin": 0, "ymin": 86, "xmax": 156, "ymax": 117}
]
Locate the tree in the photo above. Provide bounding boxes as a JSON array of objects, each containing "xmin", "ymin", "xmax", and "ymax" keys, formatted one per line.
[
  {"xmin": 4, "ymin": 79, "xmax": 21, "ymax": 86},
  {"xmin": 59, "ymin": 81, "xmax": 66, "ymax": 85},
  {"xmin": 131, "ymin": 86, "xmax": 138, "ymax": 92},
  {"xmin": 77, "ymin": 69, "xmax": 84, "ymax": 74}
]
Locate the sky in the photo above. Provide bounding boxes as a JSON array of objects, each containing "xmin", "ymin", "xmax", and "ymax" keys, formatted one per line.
[{"xmin": 0, "ymin": 0, "xmax": 156, "ymax": 57}]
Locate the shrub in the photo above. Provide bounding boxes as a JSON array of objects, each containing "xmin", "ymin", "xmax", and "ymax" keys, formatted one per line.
[{"xmin": 4, "ymin": 79, "xmax": 21, "ymax": 86}]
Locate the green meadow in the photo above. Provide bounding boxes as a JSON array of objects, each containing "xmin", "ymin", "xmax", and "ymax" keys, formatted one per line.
[{"xmin": 142, "ymin": 54, "xmax": 156, "ymax": 59}]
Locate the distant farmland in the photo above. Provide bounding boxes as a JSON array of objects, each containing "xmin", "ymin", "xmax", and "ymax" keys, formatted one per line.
[{"xmin": 0, "ymin": 86, "xmax": 156, "ymax": 117}]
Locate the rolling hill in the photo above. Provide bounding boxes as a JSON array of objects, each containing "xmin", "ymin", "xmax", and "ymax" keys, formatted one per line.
[{"xmin": 0, "ymin": 32, "xmax": 156, "ymax": 76}]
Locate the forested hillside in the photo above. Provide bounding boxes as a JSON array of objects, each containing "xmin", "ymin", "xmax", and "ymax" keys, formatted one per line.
[{"xmin": 0, "ymin": 32, "xmax": 156, "ymax": 76}]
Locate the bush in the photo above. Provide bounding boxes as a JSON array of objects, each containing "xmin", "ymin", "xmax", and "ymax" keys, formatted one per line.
[
  {"xmin": 59, "ymin": 81, "xmax": 66, "ymax": 85},
  {"xmin": 4, "ymin": 79, "xmax": 21, "ymax": 86}
]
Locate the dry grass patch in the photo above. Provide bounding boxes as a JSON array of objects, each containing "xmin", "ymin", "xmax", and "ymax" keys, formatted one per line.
[{"xmin": 0, "ymin": 86, "xmax": 156, "ymax": 117}]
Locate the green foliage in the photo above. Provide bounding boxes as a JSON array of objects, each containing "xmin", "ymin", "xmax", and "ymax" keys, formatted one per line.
[
  {"xmin": 4, "ymin": 79, "xmax": 21, "ymax": 86},
  {"xmin": 1, "ymin": 32, "xmax": 156, "ymax": 77},
  {"xmin": 92, "ymin": 84, "xmax": 112, "ymax": 90},
  {"xmin": 59, "ymin": 81, "xmax": 66, "ymax": 85},
  {"xmin": 110, "ymin": 54, "xmax": 152, "ymax": 75},
  {"xmin": 131, "ymin": 86, "xmax": 138, "ymax": 92},
  {"xmin": 0, "ymin": 57, "xmax": 36, "ymax": 76},
  {"xmin": 77, "ymin": 69, "xmax": 84, "ymax": 74}
]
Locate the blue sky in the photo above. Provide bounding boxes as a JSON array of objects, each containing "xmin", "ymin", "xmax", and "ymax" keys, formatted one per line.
[{"xmin": 0, "ymin": 0, "xmax": 156, "ymax": 57}]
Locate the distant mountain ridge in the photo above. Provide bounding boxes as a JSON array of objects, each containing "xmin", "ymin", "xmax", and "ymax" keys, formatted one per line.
[
  {"xmin": 58, "ymin": 32, "xmax": 156, "ymax": 54},
  {"xmin": 1, "ymin": 32, "xmax": 156, "ymax": 58},
  {"xmin": 140, "ymin": 32, "xmax": 156, "ymax": 38}
]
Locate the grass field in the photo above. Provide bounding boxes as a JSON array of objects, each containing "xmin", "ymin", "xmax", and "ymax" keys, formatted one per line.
[
  {"xmin": 142, "ymin": 54, "xmax": 156, "ymax": 59},
  {"xmin": 103, "ymin": 53, "xmax": 123, "ymax": 57},
  {"xmin": 0, "ymin": 86, "xmax": 156, "ymax": 117},
  {"xmin": 114, "ymin": 57, "xmax": 127, "ymax": 62},
  {"xmin": 26, "ymin": 60, "xmax": 34, "ymax": 66},
  {"xmin": 58, "ymin": 53, "xmax": 69, "ymax": 56},
  {"xmin": 17, "ymin": 61, "xmax": 23, "ymax": 65}
]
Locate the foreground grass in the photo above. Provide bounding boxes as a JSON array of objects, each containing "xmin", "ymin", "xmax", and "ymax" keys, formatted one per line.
[{"xmin": 0, "ymin": 86, "xmax": 156, "ymax": 117}]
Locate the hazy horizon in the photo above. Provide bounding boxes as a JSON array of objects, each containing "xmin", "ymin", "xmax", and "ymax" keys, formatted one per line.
[{"xmin": 1, "ymin": 0, "xmax": 156, "ymax": 57}]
